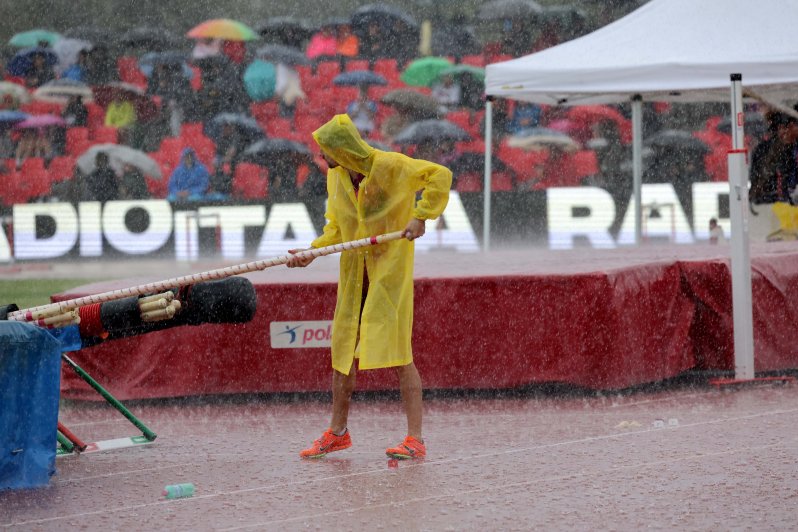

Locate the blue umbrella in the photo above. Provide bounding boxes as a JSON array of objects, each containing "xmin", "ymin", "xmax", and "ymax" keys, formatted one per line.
[
  {"xmin": 0, "ymin": 110, "xmax": 29, "ymax": 130},
  {"xmin": 7, "ymin": 47, "xmax": 58, "ymax": 77},
  {"xmin": 243, "ymin": 60, "xmax": 276, "ymax": 101},
  {"xmin": 138, "ymin": 51, "xmax": 194, "ymax": 79},
  {"xmin": 206, "ymin": 113, "xmax": 265, "ymax": 144},
  {"xmin": 333, "ymin": 70, "xmax": 387, "ymax": 87}
]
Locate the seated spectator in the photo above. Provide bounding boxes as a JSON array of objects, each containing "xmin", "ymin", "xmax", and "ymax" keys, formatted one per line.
[
  {"xmin": 431, "ymin": 74, "xmax": 461, "ymax": 113},
  {"xmin": 24, "ymin": 51, "xmax": 55, "ymax": 89},
  {"xmin": 359, "ymin": 21, "xmax": 385, "ymax": 64},
  {"xmin": 749, "ymin": 110, "xmax": 798, "ymax": 203},
  {"xmin": 62, "ymin": 50, "xmax": 89, "ymax": 82},
  {"xmin": 148, "ymin": 63, "xmax": 194, "ymax": 137},
  {"xmin": 167, "ymin": 148, "xmax": 210, "ymax": 202},
  {"xmin": 105, "ymin": 95, "xmax": 137, "ymax": 145},
  {"xmin": 63, "ymin": 95, "xmax": 88, "ymax": 127},
  {"xmin": 14, "ymin": 127, "xmax": 53, "ymax": 169},
  {"xmin": 274, "ymin": 62, "xmax": 306, "ymax": 118},
  {"xmin": 346, "ymin": 86, "xmax": 377, "ymax": 136},
  {"xmin": 306, "ymin": 23, "xmax": 338, "ymax": 60},
  {"xmin": 210, "ymin": 123, "xmax": 244, "ymax": 197},
  {"xmin": 508, "ymin": 102, "xmax": 542, "ymax": 133},
  {"xmin": 83, "ymin": 152, "xmax": 119, "ymax": 202},
  {"xmin": 336, "ymin": 23, "xmax": 359, "ymax": 57},
  {"xmin": 119, "ymin": 163, "xmax": 150, "ymax": 200}
]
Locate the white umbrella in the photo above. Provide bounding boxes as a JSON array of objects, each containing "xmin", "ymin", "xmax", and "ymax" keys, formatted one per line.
[
  {"xmin": 0, "ymin": 81, "xmax": 31, "ymax": 105},
  {"xmin": 506, "ymin": 128, "xmax": 579, "ymax": 152},
  {"xmin": 77, "ymin": 143, "xmax": 162, "ymax": 178},
  {"xmin": 52, "ymin": 37, "xmax": 91, "ymax": 75},
  {"xmin": 33, "ymin": 79, "xmax": 93, "ymax": 104}
]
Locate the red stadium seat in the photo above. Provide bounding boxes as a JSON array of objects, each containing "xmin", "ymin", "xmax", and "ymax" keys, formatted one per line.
[
  {"xmin": 47, "ymin": 156, "xmax": 76, "ymax": 182},
  {"xmin": 85, "ymin": 102, "xmax": 106, "ymax": 131},
  {"xmin": 461, "ymin": 55, "xmax": 486, "ymax": 67},
  {"xmin": 20, "ymin": 158, "xmax": 50, "ymax": 198},
  {"xmin": 90, "ymin": 126, "xmax": 118, "ymax": 144},
  {"xmin": 66, "ymin": 127, "xmax": 91, "ymax": 156},
  {"xmin": 232, "ymin": 163, "xmax": 267, "ymax": 199},
  {"xmin": 117, "ymin": 56, "xmax": 148, "ymax": 88},
  {"xmin": 344, "ymin": 59, "xmax": 370, "ymax": 72},
  {"xmin": 20, "ymin": 101, "xmax": 63, "ymax": 116},
  {"xmin": 372, "ymin": 59, "xmax": 400, "ymax": 86},
  {"xmin": 314, "ymin": 60, "xmax": 341, "ymax": 86}
]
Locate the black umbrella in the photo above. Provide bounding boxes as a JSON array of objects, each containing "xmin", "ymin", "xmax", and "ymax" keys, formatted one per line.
[
  {"xmin": 432, "ymin": 26, "xmax": 482, "ymax": 58},
  {"xmin": 717, "ymin": 112, "xmax": 768, "ymax": 139},
  {"xmin": 206, "ymin": 113, "xmax": 265, "ymax": 144},
  {"xmin": 381, "ymin": 89, "xmax": 441, "ymax": 119},
  {"xmin": 351, "ymin": 4, "xmax": 418, "ymax": 36},
  {"xmin": 61, "ymin": 26, "xmax": 114, "ymax": 44},
  {"xmin": 393, "ymin": 119, "xmax": 471, "ymax": 145},
  {"xmin": 119, "ymin": 27, "xmax": 181, "ymax": 51},
  {"xmin": 255, "ymin": 44, "xmax": 310, "ymax": 66},
  {"xmin": 333, "ymin": 70, "xmax": 386, "ymax": 87},
  {"xmin": 644, "ymin": 130, "xmax": 710, "ymax": 153},
  {"xmin": 239, "ymin": 138, "xmax": 311, "ymax": 163},
  {"xmin": 257, "ymin": 17, "xmax": 315, "ymax": 46},
  {"xmin": 139, "ymin": 51, "xmax": 191, "ymax": 78},
  {"xmin": 448, "ymin": 152, "xmax": 510, "ymax": 175},
  {"xmin": 478, "ymin": 0, "xmax": 545, "ymax": 20}
]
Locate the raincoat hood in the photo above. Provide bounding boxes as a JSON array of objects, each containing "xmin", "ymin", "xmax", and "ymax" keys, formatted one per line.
[{"xmin": 312, "ymin": 114, "xmax": 374, "ymax": 175}]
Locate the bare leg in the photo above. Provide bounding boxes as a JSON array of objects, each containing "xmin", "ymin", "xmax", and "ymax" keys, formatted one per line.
[
  {"xmin": 395, "ymin": 362, "xmax": 423, "ymax": 440},
  {"xmin": 330, "ymin": 360, "xmax": 356, "ymax": 434}
]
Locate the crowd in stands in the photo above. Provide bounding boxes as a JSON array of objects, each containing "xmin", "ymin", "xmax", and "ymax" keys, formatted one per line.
[{"xmin": 0, "ymin": 7, "xmax": 789, "ymax": 214}]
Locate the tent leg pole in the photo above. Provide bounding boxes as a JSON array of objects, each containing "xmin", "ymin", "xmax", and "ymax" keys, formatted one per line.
[
  {"xmin": 483, "ymin": 97, "xmax": 493, "ymax": 252},
  {"xmin": 631, "ymin": 95, "xmax": 643, "ymax": 245}
]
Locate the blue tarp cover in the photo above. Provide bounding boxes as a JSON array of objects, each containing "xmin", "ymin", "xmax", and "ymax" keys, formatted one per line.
[{"xmin": 0, "ymin": 321, "xmax": 62, "ymax": 490}]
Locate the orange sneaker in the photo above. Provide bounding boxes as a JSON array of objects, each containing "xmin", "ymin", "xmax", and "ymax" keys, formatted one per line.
[
  {"xmin": 299, "ymin": 429, "xmax": 352, "ymax": 458},
  {"xmin": 385, "ymin": 436, "xmax": 426, "ymax": 460}
]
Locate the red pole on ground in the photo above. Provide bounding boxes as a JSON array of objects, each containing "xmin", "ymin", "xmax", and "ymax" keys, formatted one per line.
[{"xmin": 57, "ymin": 421, "xmax": 88, "ymax": 451}]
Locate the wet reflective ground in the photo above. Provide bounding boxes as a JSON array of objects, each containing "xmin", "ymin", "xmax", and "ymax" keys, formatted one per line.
[{"xmin": 3, "ymin": 382, "xmax": 798, "ymax": 530}]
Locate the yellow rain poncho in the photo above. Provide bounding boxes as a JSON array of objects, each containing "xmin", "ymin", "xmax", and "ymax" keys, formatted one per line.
[{"xmin": 311, "ymin": 115, "xmax": 452, "ymax": 374}]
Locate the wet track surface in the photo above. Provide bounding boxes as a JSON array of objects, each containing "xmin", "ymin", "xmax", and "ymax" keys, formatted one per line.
[{"xmin": 3, "ymin": 382, "xmax": 798, "ymax": 530}]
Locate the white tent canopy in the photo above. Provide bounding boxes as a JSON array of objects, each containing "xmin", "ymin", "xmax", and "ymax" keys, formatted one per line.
[{"xmin": 485, "ymin": 0, "xmax": 798, "ymax": 105}]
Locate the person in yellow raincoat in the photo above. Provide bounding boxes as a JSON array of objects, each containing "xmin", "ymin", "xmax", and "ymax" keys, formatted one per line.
[{"xmin": 289, "ymin": 114, "xmax": 452, "ymax": 460}]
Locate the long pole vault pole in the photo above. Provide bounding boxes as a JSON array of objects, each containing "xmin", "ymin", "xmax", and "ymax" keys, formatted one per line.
[{"xmin": 8, "ymin": 231, "xmax": 405, "ymax": 322}]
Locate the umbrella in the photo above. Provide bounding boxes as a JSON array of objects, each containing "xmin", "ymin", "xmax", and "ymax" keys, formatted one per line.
[
  {"xmin": 400, "ymin": 57, "xmax": 454, "ymax": 87},
  {"xmin": 437, "ymin": 65, "xmax": 485, "ymax": 84},
  {"xmin": 381, "ymin": 89, "xmax": 442, "ymax": 119},
  {"xmin": 93, "ymin": 82, "xmax": 157, "ymax": 122},
  {"xmin": 61, "ymin": 26, "xmax": 113, "ymax": 45},
  {"xmin": 257, "ymin": 17, "xmax": 315, "ymax": 46},
  {"xmin": 119, "ymin": 27, "xmax": 181, "ymax": 51},
  {"xmin": 77, "ymin": 143, "xmax": 162, "ymax": 178},
  {"xmin": 255, "ymin": 44, "xmax": 310, "ymax": 66},
  {"xmin": 333, "ymin": 70, "xmax": 387, "ymax": 87},
  {"xmin": 431, "ymin": 26, "xmax": 482, "ymax": 58},
  {"xmin": 52, "ymin": 38, "xmax": 92, "ymax": 74},
  {"xmin": 0, "ymin": 110, "xmax": 29, "ymax": 130},
  {"xmin": 448, "ymin": 152, "xmax": 510, "ymax": 175},
  {"xmin": 351, "ymin": 4, "xmax": 418, "ymax": 38},
  {"xmin": 717, "ymin": 112, "xmax": 768, "ymax": 138},
  {"xmin": 33, "ymin": 79, "xmax": 93, "ymax": 103},
  {"xmin": 9, "ymin": 29, "xmax": 61, "ymax": 48},
  {"xmin": 7, "ymin": 47, "xmax": 58, "ymax": 77},
  {"xmin": 478, "ymin": 0, "xmax": 545, "ymax": 20},
  {"xmin": 393, "ymin": 119, "xmax": 471, "ymax": 145},
  {"xmin": 0, "ymin": 82, "xmax": 31, "ymax": 105},
  {"xmin": 644, "ymin": 129, "xmax": 710, "ymax": 153},
  {"xmin": 239, "ymin": 138, "xmax": 311, "ymax": 163},
  {"xmin": 138, "ymin": 51, "xmax": 193, "ymax": 79},
  {"xmin": 243, "ymin": 60, "xmax": 277, "ymax": 101},
  {"xmin": 206, "ymin": 113, "xmax": 265, "ymax": 144},
  {"xmin": 15, "ymin": 114, "xmax": 66, "ymax": 129},
  {"xmin": 506, "ymin": 127, "xmax": 580, "ymax": 151},
  {"xmin": 186, "ymin": 19, "xmax": 258, "ymax": 42}
]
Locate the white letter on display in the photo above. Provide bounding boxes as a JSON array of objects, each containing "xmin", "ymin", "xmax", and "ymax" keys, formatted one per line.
[
  {"xmin": 13, "ymin": 203, "xmax": 78, "ymax": 259},
  {"xmin": 617, "ymin": 184, "xmax": 695, "ymax": 245},
  {"xmin": 547, "ymin": 187, "xmax": 616, "ymax": 249},
  {"xmin": 103, "ymin": 200, "xmax": 172, "ymax": 254},
  {"xmin": 257, "ymin": 203, "xmax": 317, "ymax": 257},
  {"xmin": 414, "ymin": 191, "xmax": 480, "ymax": 253},
  {"xmin": 0, "ymin": 218, "xmax": 10, "ymax": 262},
  {"xmin": 79, "ymin": 202, "xmax": 102, "ymax": 256},
  {"xmin": 198, "ymin": 206, "xmax": 266, "ymax": 259},
  {"xmin": 173, "ymin": 210, "xmax": 200, "ymax": 261}
]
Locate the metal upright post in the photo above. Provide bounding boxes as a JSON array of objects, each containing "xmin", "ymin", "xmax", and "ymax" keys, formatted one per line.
[
  {"xmin": 483, "ymin": 96, "xmax": 494, "ymax": 252},
  {"xmin": 727, "ymin": 73, "xmax": 755, "ymax": 380}
]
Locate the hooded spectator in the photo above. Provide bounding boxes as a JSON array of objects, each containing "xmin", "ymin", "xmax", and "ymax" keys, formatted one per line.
[{"xmin": 167, "ymin": 147, "xmax": 210, "ymax": 201}]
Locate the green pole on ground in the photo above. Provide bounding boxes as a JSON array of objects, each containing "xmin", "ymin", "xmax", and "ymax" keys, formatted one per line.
[
  {"xmin": 62, "ymin": 354, "xmax": 157, "ymax": 442},
  {"xmin": 56, "ymin": 431, "xmax": 75, "ymax": 453}
]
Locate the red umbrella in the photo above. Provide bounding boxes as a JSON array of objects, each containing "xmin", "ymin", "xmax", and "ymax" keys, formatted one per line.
[
  {"xmin": 14, "ymin": 114, "xmax": 66, "ymax": 128},
  {"xmin": 93, "ymin": 82, "xmax": 158, "ymax": 122},
  {"xmin": 566, "ymin": 105, "xmax": 632, "ymax": 144}
]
